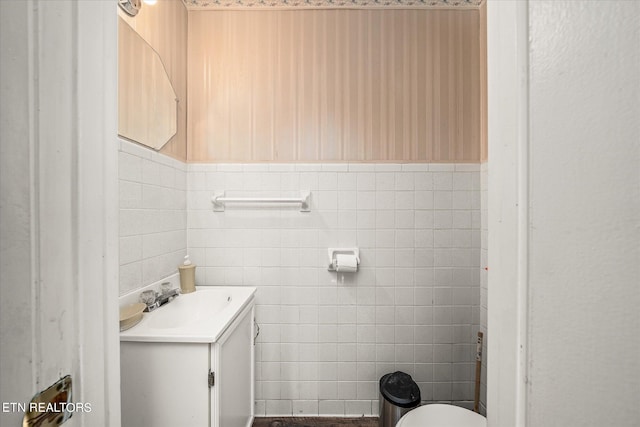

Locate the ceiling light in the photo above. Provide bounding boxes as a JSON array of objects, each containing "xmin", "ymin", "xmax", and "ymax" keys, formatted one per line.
[{"xmin": 118, "ymin": 0, "xmax": 141, "ymax": 16}]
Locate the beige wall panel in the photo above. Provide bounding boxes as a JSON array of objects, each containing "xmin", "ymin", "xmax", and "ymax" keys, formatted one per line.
[
  {"xmin": 274, "ymin": 12, "xmax": 295, "ymax": 160},
  {"xmin": 119, "ymin": 0, "xmax": 188, "ymax": 161},
  {"xmin": 479, "ymin": 2, "xmax": 488, "ymax": 162},
  {"xmin": 188, "ymin": 8, "xmax": 485, "ymax": 162}
]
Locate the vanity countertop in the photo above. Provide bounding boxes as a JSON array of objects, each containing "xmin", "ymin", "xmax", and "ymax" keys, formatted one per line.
[{"xmin": 119, "ymin": 286, "xmax": 256, "ymax": 343}]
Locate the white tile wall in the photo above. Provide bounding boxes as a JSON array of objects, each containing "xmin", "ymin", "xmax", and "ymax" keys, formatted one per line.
[
  {"xmin": 118, "ymin": 140, "xmax": 187, "ymax": 295},
  {"xmin": 186, "ymin": 163, "xmax": 482, "ymax": 415},
  {"xmin": 479, "ymin": 161, "xmax": 488, "ymax": 415},
  {"xmin": 118, "ymin": 152, "xmax": 483, "ymax": 412}
]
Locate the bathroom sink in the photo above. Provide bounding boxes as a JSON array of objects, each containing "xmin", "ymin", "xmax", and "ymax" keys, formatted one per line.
[
  {"xmin": 120, "ymin": 286, "xmax": 256, "ymax": 343},
  {"xmin": 144, "ymin": 292, "xmax": 227, "ymax": 329}
]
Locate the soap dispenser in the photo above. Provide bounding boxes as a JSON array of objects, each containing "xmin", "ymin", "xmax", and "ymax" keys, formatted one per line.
[{"xmin": 178, "ymin": 255, "xmax": 196, "ymax": 294}]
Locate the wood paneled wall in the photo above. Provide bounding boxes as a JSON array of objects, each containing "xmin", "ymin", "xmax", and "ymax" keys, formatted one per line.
[
  {"xmin": 188, "ymin": 7, "xmax": 487, "ymax": 162},
  {"xmin": 119, "ymin": 0, "xmax": 188, "ymax": 161},
  {"xmin": 479, "ymin": 3, "xmax": 487, "ymax": 162}
]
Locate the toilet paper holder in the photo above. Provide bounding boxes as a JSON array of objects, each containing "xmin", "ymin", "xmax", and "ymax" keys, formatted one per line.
[{"xmin": 327, "ymin": 248, "xmax": 360, "ymax": 271}]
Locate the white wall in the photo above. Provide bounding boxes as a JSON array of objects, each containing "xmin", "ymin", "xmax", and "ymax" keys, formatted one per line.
[
  {"xmin": 488, "ymin": 1, "xmax": 640, "ymax": 426},
  {"xmin": 187, "ymin": 163, "xmax": 483, "ymax": 415},
  {"xmin": 0, "ymin": 4, "xmax": 37, "ymax": 423},
  {"xmin": 119, "ymin": 140, "xmax": 187, "ymax": 296},
  {"xmin": 527, "ymin": 1, "xmax": 639, "ymax": 425},
  {"xmin": 0, "ymin": 2, "xmax": 120, "ymax": 426}
]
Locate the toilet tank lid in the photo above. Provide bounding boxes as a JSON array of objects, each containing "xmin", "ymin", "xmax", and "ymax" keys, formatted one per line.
[{"xmin": 380, "ymin": 371, "xmax": 421, "ymax": 408}]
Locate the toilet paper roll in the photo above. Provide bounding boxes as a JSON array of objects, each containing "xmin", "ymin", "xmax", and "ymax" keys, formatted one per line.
[{"xmin": 335, "ymin": 254, "xmax": 358, "ymax": 273}]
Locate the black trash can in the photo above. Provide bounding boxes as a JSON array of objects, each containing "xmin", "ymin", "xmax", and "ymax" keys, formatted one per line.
[{"xmin": 378, "ymin": 371, "xmax": 421, "ymax": 427}]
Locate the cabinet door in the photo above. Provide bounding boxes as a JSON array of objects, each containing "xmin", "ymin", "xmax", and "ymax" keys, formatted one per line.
[
  {"xmin": 213, "ymin": 305, "xmax": 254, "ymax": 427},
  {"xmin": 121, "ymin": 342, "xmax": 210, "ymax": 427}
]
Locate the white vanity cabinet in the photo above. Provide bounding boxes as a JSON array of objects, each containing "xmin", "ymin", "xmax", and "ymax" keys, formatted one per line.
[{"xmin": 120, "ymin": 287, "xmax": 255, "ymax": 427}]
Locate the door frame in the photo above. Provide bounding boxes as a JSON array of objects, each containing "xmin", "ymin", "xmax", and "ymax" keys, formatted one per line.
[
  {"xmin": 486, "ymin": 1, "xmax": 530, "ymax": 426},
  {"xmin": 0, "ymin": 1, "xmax": 120, "ymax": 425}
]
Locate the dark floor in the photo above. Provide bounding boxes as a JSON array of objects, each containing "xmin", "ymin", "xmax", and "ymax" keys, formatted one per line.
[{"xmin": 252, "ymin": 417, "xmax": 379, "ymax": 427}]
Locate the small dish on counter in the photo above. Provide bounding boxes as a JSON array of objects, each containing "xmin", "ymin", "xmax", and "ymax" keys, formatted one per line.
[{"xmin": 119, "ymin": 303, "xmax": 146, "ymax": 332}]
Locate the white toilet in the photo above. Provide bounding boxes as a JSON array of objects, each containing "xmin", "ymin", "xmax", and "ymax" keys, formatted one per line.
[{"xmin": 396, "ymin": 403, "xmax": 486, "ymax": 427}]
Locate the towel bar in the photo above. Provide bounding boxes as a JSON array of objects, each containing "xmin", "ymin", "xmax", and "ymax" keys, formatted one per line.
[{"xmin": 212, "ymin": 191, "xmax": 311, "ymax": 212}]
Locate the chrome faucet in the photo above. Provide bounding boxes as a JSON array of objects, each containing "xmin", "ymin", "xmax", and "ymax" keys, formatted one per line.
[{"xmin": 139, "ymin": 286, "xmax": 180, "ymax": 312}]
